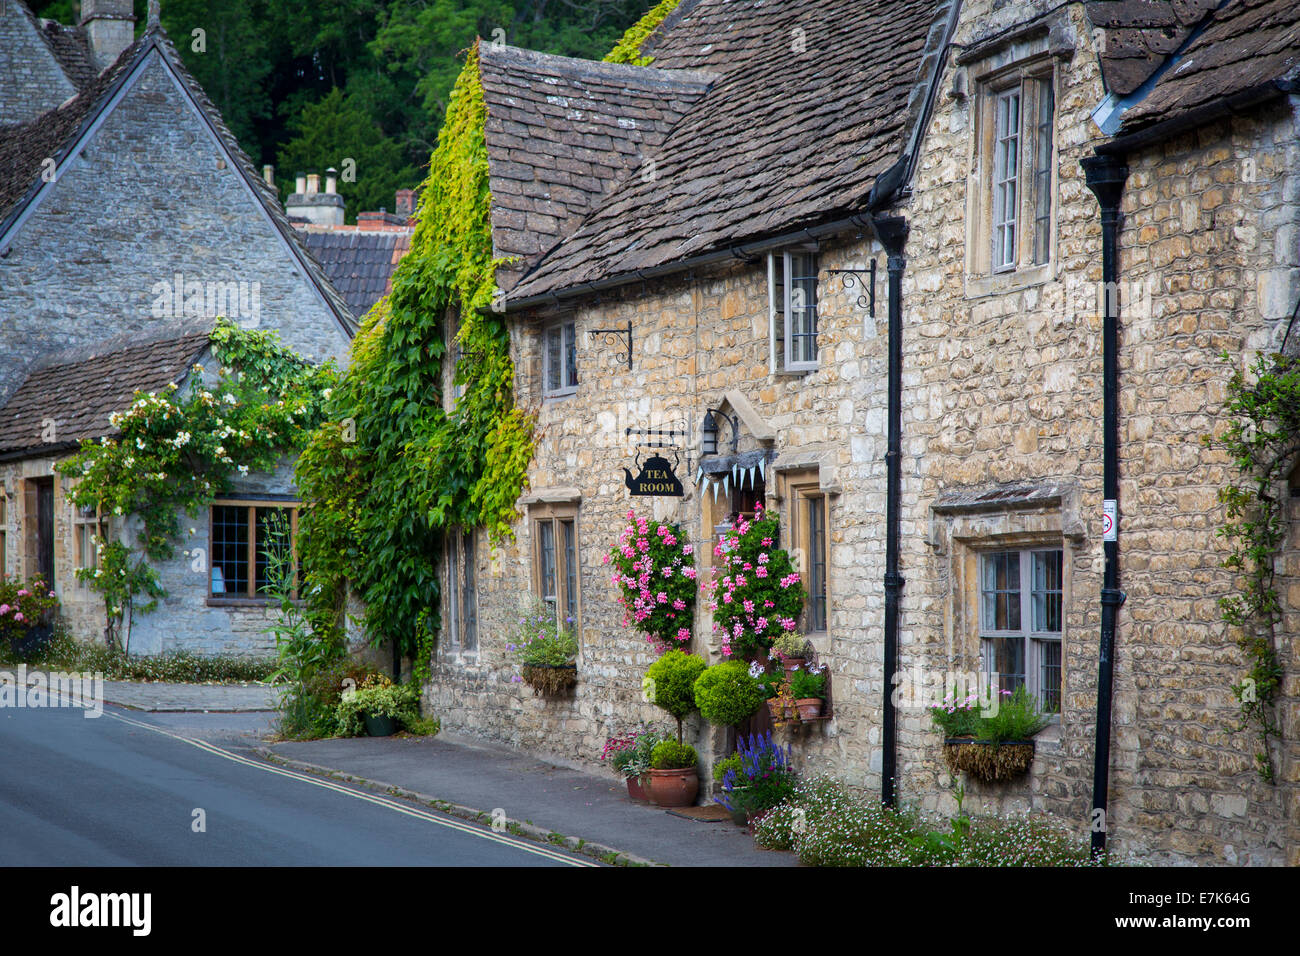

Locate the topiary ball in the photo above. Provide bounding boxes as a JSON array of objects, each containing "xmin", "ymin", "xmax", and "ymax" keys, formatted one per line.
[
  {"xmin": 694, "ymin": 659, "xmax": 764, "ymax": 726},
  {"xmin": 644, "ymin": 650, "xmax": 708, "ymax": 723}
]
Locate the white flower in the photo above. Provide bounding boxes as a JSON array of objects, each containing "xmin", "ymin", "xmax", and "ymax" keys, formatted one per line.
[{"xmin": 222, "ymin": 393, "xmax": 237, "ymax": 405}]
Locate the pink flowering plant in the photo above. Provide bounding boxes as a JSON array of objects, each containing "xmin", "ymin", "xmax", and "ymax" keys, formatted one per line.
[
  {"xmin": 705, "ymin": 503, "xmax": 804, "ymax": 659},
  {"xmin": 605, "ymin": 509, "xmax": 697, "ymax": 652},
  {"xmin": 0, "ymin": 575, "xmax": 59, "ymax": 645}
]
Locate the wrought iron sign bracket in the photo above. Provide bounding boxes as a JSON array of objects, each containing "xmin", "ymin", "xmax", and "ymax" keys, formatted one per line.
[
  {"xmin": 589, "ymin": 321, "xmax": 633, "ymax": 370},
  {"xmin": 825, "ymin": 260, "xmax": 876, "ymax": 315}
]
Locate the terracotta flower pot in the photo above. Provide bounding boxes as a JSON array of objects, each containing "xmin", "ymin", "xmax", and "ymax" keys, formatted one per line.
[
  {"xmin": 646, "ymin": 767, "xmax": 699, "ymax": 808},
  {"xmin": 626, "ymin": 775, "xmax": 649, "ymax": 803},
  {"xmin": 796, "ymin": 698, "xmax": 823, "ymax": 720},
  {"xmin": 782, "ymin": 657, "xmax": 807, "ymax": 677}
]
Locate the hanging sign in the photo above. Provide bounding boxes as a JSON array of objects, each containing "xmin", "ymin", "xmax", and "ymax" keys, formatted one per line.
[{"xmin": 624, "ymin": 454, "xmax": 684, "ymax": 497}]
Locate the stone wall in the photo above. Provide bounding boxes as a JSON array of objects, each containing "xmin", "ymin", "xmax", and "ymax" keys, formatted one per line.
[
  {"xmin": 0, "ymin": 50, "xmax": 351, "ymax": 404},
  {"xmin": 0, "ymin": 4, "xmax": 80, "ymax": 126}
]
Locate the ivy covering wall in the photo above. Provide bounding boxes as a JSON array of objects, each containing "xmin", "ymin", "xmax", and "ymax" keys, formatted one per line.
[{"xmin": 295, "ymin": 41, "xmax": 532, "ymax": 679}]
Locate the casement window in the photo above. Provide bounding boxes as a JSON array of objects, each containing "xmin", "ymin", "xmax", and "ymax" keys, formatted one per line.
[
  {"xmin": 768, "ymin": 249, "xmax": 820, "ymax": 372},
  {"xmin": 979, "ymin": 548, "xmax": 1063, "ymax": 713},
  {"xmin": 444, "ymin": 528, "xmax": 478, "ymax": 652},
  {"xmin": 543, "ymin": 321, "xmax": 578, "ymax": 398},
  {"xmin": 73, "ymin": 504, "xmax": 99, "ymax": 586},
  {"xmin": 209, "ymin": 501, "xmax": 299, "ymax": 600},
  {"xmin": 972, "ymin": 65, "xmax": 1056, "ymax": 277},
  {"xmin": 0, "ymin": 496, "xmax": 6, "ymax": 578},
  {"xmin": 779, "ymin": 470, "xmax": 830, "ymax": 634},
  {"xmin": 532, "ymin": 505, "xmax": 580, "ymax": 633},
  {"xmin": 447, "ymin": 310, "xmax": 467, "ymax": 410}
]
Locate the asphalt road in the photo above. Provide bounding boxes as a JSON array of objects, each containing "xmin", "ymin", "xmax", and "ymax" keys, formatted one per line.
[{"xmin": 0, "ymin": 704, "xmax": 592, "ymax": 867}]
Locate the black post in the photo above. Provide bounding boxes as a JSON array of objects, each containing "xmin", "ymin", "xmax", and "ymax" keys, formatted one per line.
[
  {"xmin": 1082, "ymin": 154, "xmax": 1129, "ymax": 859},
  {"xmin": 873, "ymin": 215, "xmax": 908, "ymax": 808}
]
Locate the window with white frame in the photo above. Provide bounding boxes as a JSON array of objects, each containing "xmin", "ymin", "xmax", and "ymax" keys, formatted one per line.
[
  {"xmin": 768, "ymin": 249, "xmax": 820, "ymax": 372},
  {"xmin": 542, "ymin": 321, "xmax": 578, "ymax": 398},
  {"xmin": 73, "ymin": 504, "xmax": 99, "ymax": 586},
  {"xmin": 979, "ymin": 548, "xmax": 1062, "ymax": 713},
  {"xmin": 445, "ymin": 528, "xmax": 478, "ymax": 652},
  {"xmin": 973, "ymin": 64, "xmax": 1055, "ymax": 276}
]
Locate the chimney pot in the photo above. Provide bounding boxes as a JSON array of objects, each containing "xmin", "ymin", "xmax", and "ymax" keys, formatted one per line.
[
  {"xmin": 306, "ymin": 173, "xmax": 320, "ymax": 195},
  {"xmin": 295, "ymin": 171, "xmax": 307, "ymax": 195},
  {"xmin": 395, "ymin": 188, "xmax": 416, "ymax": 218},
  {"xmin": 325, "ymin": 167, "xmax": 338, "ymax": 195},
  {"xmin": 262, "ymin": 165, "xmax": 275, "ymax": 188}
]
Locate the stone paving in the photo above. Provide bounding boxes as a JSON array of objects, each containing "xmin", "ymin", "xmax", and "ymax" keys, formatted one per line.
[{"xmin": 97, "ymin": 677, "xmax": 277, "ymax": 712}]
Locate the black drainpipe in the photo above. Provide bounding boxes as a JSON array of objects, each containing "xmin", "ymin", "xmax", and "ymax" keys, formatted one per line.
[
  {"xmin": 1082, "ymin": 153, "xmax": 1129, "ymax": 858},
  {"xmin": 873, "ymin": 214, "xmax": 908, "ymax": 808}
]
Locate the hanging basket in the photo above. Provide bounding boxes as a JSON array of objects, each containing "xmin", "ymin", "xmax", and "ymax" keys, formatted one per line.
[
  {"xmin": 942, "ymin": 738, "xmax": 1036, "ymax": 782},
  {"xmin": 520, "ymin": 664, "xmax": 578, "ymax": 696}
]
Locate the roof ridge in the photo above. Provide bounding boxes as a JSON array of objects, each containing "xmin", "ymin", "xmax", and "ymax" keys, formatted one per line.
[
  {"xmin": 482, "ymin": 41, "xmax": 715, "ymax": 89},
  {"xmin": 30, "ymin": 319, "xmax": 215, "ymax": 372}
]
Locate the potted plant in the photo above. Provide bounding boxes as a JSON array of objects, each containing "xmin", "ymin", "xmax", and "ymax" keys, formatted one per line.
[
  {"xmin": 770, "ymin": 632, "xmax": 808, "ymax": 674},
  {"xmin": 930, "ymin": 685, "xmax": 1050, "ymax": 782},
  {"xmin": 0, "ymin": 576, "xmax": 58, "ymax": 660},
  {"xmin": 334, "ymin": 674, "xmax": 421, "ymax": 737},
  {"xmin": 704, "ymin": 502, "xmax": 805, "ymax": 660},
  {"xmin": 788, "ymin": 663, "xmax": 828, "ymax": 720},
  {"xmin": 714, "ymin": 732, "xmax": 797, "ymax": 831},
  {"xmin": 602, "ymin": 726, "xmax": 671, "ymax": 802},
  {"xmin": 646, "ymin": 740, "xmax": 700, "ymax": 807},
  {"xmin": 643, "ymin": 649, "xmax": 707, "ymax": 744},
  {"xmin": 605, "ymin": 509, "xmax": 697, "ymax": 653},
  {"xmin": 508, "ymin": 598, "xmax": 579, "ymax": 695},
  {"xmin": 712, "ymin": 753, "xmax": 747, "ymax": 824},
  {"xmin": 693, "ymin": 659, "xmax": 764, "ymax": 729}
]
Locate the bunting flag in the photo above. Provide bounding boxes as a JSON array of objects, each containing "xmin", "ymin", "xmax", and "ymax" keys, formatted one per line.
[
  {"xmin": 712, "ymin": 478, "xmax": 720, "ymax": 503},
  {"xmin": 695, "ymin": 467, "xmax": 704, "ymax": 486},
  {"xmin": 722, "ymin": 475, "xmax": 729, "ymax": 498},
  {"xmin": 747, "ymin": 465, "xmax": 756, "ymax": 489},
  {"xmin": 758, "ymin": 458, "xmax": 766, "ymax": 481},
  {"xmin": 732, "ymin": 463, "xmax": 739, "ymax": 486}
]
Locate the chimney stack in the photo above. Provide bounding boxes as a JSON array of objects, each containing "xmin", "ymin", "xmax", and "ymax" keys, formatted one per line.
[
  {"xmin": 395, "ymin": 188, "xmax": 416, "ymax": 219},
  {"xmin": 286, "ymin": 169, "xmax": 344, "ymax": 227},
  {"xmin": 82, "ymin": 0, "xmax": 137, "ymax": 70}
]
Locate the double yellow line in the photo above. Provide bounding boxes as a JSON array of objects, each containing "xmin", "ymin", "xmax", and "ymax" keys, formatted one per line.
[{"xmin": 106, "ymin": 710, "xmax": 597, "ymax": 866}]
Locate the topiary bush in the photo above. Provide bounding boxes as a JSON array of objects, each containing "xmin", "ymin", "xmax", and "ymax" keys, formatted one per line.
[
  {"xmin": 650, "ymin": 740, "xmax": 698, "ymax": 771},
  {"xmin": 644, "ymin": 649, "xmax": 706, "ymax": 743},
  {"xmin": 694, "ymin": 659, "xmax": 764, "ymax": 727}
]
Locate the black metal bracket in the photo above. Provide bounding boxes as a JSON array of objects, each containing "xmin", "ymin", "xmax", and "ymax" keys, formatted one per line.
[
  {"xmin": 625, "ymin": 426, "xmax": 687, "ymax": 450},
  {"xmin": 826, "ymin": 261, "xmax": 876, "ymax": 315},
  {"xmin": 589, "ymin": 320, "xmax": 632, "ymax": 370}
]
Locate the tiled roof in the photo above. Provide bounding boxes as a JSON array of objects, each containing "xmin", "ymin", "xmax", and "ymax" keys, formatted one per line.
[
  {"xmin": 298, "ymin": 229, "xmax": 412, "ymax": 317},
  {"xmin": 508, "ymin": 0, "xmax": 943, "ymax": 302},
  {"xmin": 0, "ymin": 322, "xmax": 212, "ymax": 459},
  {"xmin": 0, "ymin": 27, "xmax": 356, "ymax": 337},
  {"xmin": 38, "ymin": 17, "xmax": 97, "ymax": 90},
  {"xmin": 1119, "ymin": 0, "xmax": 1300, "ymax": 131},
  {"xmin": 1085, "ymin": 0, "xmax": 1221, "ymax": 96},
  {"xmin": 480, "ymin": 42, "xmax": 713, "ymax": 288}
]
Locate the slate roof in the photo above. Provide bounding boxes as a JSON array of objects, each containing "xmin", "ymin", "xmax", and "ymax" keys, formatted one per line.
[
  {"xmin": 0, "ymin": 26, "xmax": 356, "ymax": 336},
  {"xmin": 298, "ymin": 229, "xmax": 413, "ymax": 317},
  {"xmin": 11, "ymin": 0, "xmax": 97, "ymax": 96},
  {"xmin": 479, "ymin": 43, "xmax": 714, "ymax": 286},
  {"xmin": 506, "ymin": 0, "xmax": 944, "ymax": 303},
  {"xmin": 1118, "ymin": 0, "xmax": 1300, "ymax": 131},
  {"xmin": 0, "ymin": 322, "xmax": 212, "ymax": 460},
  {"xmin": 1085, "ymin": 0, "xmax": 1221, "ymax": 96}
]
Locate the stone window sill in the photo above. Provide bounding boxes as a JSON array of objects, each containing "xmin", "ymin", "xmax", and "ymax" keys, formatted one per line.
[{"xmin": 964, "ymin": 262, "xmax": 1054, "ymax": 299}]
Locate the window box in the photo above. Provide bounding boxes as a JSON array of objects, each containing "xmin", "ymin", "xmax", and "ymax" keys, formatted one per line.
[{"xmin": 941, "ymin": 738, "xmax": 1036, "ymax": 782}]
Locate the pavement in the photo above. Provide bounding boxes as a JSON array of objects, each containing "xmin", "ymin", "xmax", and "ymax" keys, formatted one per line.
[{"xmin": 54, "ymin": 674, "xmax": 798, "ymax": 867}]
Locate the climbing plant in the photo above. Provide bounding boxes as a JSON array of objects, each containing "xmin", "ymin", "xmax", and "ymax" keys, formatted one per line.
[
  {"xmin": 1205, "ymin": 348, "xmax": 1299, "ymax": 782},
  {"xmin": 56, "ymin": 318, "xmax": 336, "ymax": 650},
  {"xmin": 294, "ymin": 41, "xmax": 534, "ymax": 683},
  {"xmin": 604, "ymin": 0, "xmax": 681, "ymax": 65}
]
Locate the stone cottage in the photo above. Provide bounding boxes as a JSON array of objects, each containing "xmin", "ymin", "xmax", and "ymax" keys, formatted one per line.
[
  {"xmin": 420, "ymin": 0, "xmax": 1298, "ymax": 866},
  {"xmin": 0, "ymin": 3, "xmax": 354, "ymax": 655}
]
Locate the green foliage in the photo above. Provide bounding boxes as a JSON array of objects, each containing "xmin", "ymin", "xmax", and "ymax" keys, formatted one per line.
[
  {"xmin": 0, "ymin": 577, "xmax": 58, "ymax": 648},
  {"xmin": 929, "ymin": 685, "xmax": 1048, "ymax": 743},
  {"xmin": 295, "ymin": 46, "xmax": 534, "ymax": 681},
  {"xmin": 276, "ymin": 87, "xmax": 419, "ymax": 222},
  {"xmin": 770, "ymin": 632, "xmax": 808, "ymax": 659},
  {"xmin": 277, "ymin": 658, "xmax": 384, "ymax": 739},
  {"xmin": 0, "ymin": 624, "xmax": 276, "ymax": 682},
  {"xmin": 604, "ymin": 0, "xmax": 680, "ymax": 65},
  {"xmin": 788, "ymin": 665, "xmax": 827, "ymax": 701},
  {"xmin": 693, "ymin": 660, "xmax": 763, "ymax": 727},
  {"xmin": 714, "ymin": 732, "xmax": 796, "ymax": 817},
  {"xmin": 508, "ymin": 600, "xmax": 578, "ymax": 667},
  {"xmin": 56, "ymin": 319, "xmax": 335, "ymax": 647},
  {"xmin": 644, "ymin": 649, "xmax": 706, "ymax": 742},
  {"xmin": 752, "ymin": 778, "xmax": 1105, "ymax": 867},
  {"xmin": 649, "ymin": 740, "xmax": 698, "ymax": 771},
  {"xmin": 335, "ymin": 673, "xmax": 422, "ymax": 736},
  {"xmin": 712, "ymin": 753, "xmax": 744, "ymax": 784},
  {"xmin": 604, "ymin": 725, "xmax": 673, "ymax": 779},
  {"xmin": 1204, "ymin": 350, "xmax": 1298, "ymax": 782},
  {"xmin": 707, "ymin": 505, "xmax": 805, "ymax": 659}
]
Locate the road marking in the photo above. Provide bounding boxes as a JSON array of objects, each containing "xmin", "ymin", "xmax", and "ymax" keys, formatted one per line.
[{"xmin": 104, "ymin": 710, "xmax": 596, "ymax": 866}]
